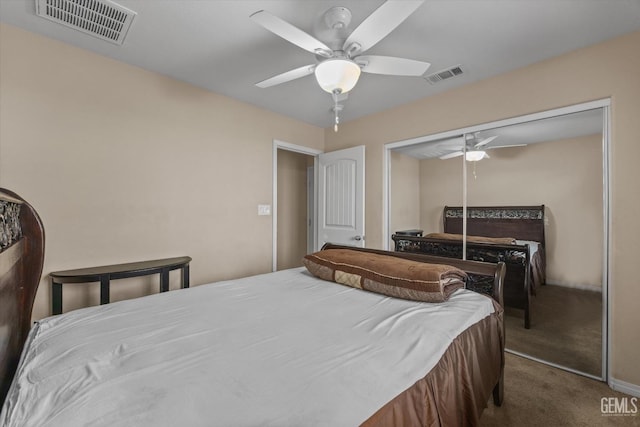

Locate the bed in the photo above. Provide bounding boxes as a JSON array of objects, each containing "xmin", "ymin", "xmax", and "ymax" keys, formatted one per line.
[
  {"xmin": 0, "ymin": 188, "xmax": 505, "ymax": 426},
  {"xmin": 392, "ymin": 205, "xmax": 546, "ymax": 329}
]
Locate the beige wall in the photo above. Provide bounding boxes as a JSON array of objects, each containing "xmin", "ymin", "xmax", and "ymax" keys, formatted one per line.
[
  {"xmin": 389, "ymin": 151, "xmax": 421, "ymax": 234},
  {"xmin": 325, "ymin": 31, "xmax": 640, "ymax": 385},
  {"xmin": 0, "ymin": 24, "xmax": 324, "ymax": 319},
  {"xmin": 276, "ymin": 149, "xmax": 311, "ymax": 270},
  {"xmin": 417, "ymin": 135, "xmax": 603, "ymax": 288}
]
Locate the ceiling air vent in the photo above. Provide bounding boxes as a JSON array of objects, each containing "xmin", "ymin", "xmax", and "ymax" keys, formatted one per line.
[
  {"xmin": 424, "ymin": 65, "xmax": 464, "ymax": 85},
  {"xmin": 35, "ymin": 0, "xmax": 136, "ymax": 45}
]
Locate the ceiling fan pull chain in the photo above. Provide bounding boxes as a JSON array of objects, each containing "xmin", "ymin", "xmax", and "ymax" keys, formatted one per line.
[{"xmin": 332, "ymin": 91, "xmax": 341, "ymax": 132}]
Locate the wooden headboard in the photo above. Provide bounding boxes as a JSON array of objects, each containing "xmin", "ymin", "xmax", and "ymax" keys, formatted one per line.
[
  {"xmin": 0, "ymin": 189, "xmax": 45, "ymax": 405},
  {"xmin": 443, "ymin": 205, "xmax": 545, "ymax": 247}
]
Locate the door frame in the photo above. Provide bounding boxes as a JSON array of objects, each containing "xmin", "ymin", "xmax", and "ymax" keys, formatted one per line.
[
  {"xmin": 307, "ymin": 165, "xmax": 315, "ymax": 255},
  {"xmin": 382, "ymin": 98, "xmax": 611, "ymax": 383},
  {"xmin": 272, "ymin": 140, "xmax": 322, "ymax": 272}
]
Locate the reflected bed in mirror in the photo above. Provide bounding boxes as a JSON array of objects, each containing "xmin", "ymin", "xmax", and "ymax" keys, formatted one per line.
[
  {"xmin": 393, "ymin": 205, "xmax": 546, "ymax": 329},
  {"xmin": 387, "ymin": 105, "xmax": 607, "ymax": 380}
]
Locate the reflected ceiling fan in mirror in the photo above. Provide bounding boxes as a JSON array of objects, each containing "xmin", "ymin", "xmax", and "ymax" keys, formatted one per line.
[
  {"xmin": 439, "ymin": 133, "xmax": 526, "ymax": 161},
  {"xmin": 250, "ymin": 0, "xmax": 430, "ymax": 131}
]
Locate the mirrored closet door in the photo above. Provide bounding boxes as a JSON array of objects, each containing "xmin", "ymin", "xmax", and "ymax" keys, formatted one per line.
[{"xmin": 387, "ymin": 104, "xmax": 608, "ymax": 379}]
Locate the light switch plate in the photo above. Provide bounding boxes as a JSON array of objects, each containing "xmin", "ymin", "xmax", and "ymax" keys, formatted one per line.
[{"xmin": 258, "ymin": 204, "xmax": 271, "ymax": 216}]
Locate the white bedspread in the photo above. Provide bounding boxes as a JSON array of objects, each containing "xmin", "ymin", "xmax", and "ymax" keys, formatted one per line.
[{"xmin": 1, "ymin": 268, "xmax": 494, "ymax": 427}]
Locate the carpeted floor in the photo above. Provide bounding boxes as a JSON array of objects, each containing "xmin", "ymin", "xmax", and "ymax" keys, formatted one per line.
[
  {"xmin": 479, "ymin": 353, "xmax": 639, "ymax": 426},
  {"xmin": 505, "ymin": 284, "xmax": 602, "ymax": 377}
]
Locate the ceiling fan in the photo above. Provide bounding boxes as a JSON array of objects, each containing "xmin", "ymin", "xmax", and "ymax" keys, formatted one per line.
[
  {"xmin": 439, "ymin": 133, "xmax": 526, "ymax": 161},
  {"xmin": 250, "ymin": 1, "xmax": 431, "ymax": 129}
]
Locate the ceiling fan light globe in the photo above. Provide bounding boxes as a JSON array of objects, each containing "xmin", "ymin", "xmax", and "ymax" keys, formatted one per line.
[
  {"xmin": 315, "ymin": 59, "xmax": 361, "ymax": 94},
  {"xmin": 465, "ymin": 150, "xmax": 487, "ymax": 162}
]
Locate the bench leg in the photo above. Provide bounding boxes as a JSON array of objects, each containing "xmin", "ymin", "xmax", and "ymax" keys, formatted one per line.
[
  {"xmin": 182, "ymin": 264, "xmax": 190, "ymax": 289},
  {"xmin": 160, "ymin": 268, "xmax": 170, "ymax": 293},
  {"xmin": 100, "ymin": 276, "xmax": 110, "ymax": 305},
  {"xmin": 52, "ymin": 280, "xmax": 63, "ymax": 315}
]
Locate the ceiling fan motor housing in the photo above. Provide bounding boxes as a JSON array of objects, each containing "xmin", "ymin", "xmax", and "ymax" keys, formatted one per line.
[{"xmin": 323, "ymin": 6, "xmax": 352, "ymax": 30}]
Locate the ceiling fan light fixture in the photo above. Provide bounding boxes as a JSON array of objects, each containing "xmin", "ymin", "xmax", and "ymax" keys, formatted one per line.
[
  {"xmin": 315, "ymin": 59, "xmax": 361, "ymax": 94},
  {"xmin": 465, "ymin": 150, "xmax": 487, "ymax": 162}
]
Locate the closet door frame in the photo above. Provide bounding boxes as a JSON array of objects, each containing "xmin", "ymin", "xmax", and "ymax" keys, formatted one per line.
[{"xmin": 382, "ymin": 98, "xmax": 611, "ymax": 382}]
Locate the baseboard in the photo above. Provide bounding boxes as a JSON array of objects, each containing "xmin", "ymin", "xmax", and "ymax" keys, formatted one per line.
[
  {"xmin": 610, "ymin": 377, "xmax": 640, "ymax": 398},
  {"xmin": 545, "ymin": 281, "xmax": 602, "ymax": 292}
]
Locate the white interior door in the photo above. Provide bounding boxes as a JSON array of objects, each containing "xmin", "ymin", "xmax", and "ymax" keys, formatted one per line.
[{"xmin": 317, "ymin": 145, "xmax": 365, "ymax": 249}]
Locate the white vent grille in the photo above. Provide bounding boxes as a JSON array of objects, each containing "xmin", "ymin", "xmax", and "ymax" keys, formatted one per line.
[
  {"xmin": 424, "ymin": 65, "xmax": 464, "ymax": 85},
  {"xmin": 35, "ymin": 0, "xmax": 136, "ymax": 45}
]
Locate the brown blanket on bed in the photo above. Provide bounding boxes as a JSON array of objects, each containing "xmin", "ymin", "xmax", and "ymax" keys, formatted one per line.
[
  {"xmin": 361, "ymin": 300, "xmax": 504, "ymax": 427},
  {"xmin": 303, "ymin": 249, "xmax": 467, "ymax": 303},
  {"xmin": 425, "ymin": 232, "xmax": 517, "ymax": 245}
]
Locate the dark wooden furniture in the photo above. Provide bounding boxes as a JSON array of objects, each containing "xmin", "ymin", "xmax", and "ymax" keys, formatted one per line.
[
  {"xmin": 392, "ymin": 205, "xmax": 545, "ymax": 329},
  {"xmin": 0, "ymin": 189, "xmax": 45, "ymax": 405},
  {"xmin": 50, "ymin": 257, "xmax": 191, "ymax": 315},
  {"xmin": 443, "ymin": 205, "xmax": 545, "ymax": 248}
]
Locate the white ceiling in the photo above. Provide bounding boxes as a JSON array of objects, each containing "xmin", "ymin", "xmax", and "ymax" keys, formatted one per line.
[{"xmin": 1, "ymin": 1, "xmax": 639, "ymax": 128}]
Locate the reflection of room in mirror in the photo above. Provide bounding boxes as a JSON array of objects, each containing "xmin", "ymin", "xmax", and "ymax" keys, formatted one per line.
[{"xmin": 388, "ymin": 107, "xmax": 606, "ymax": 379}]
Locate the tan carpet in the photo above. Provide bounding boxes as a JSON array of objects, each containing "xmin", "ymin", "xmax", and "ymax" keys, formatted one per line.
[
  {"xmin": 479, "ymin": 353, "xmax": 639, "ymax": 426},
  {"xmin": 505, "ymin": 284, "xmax": 602, "ymax": 377}
]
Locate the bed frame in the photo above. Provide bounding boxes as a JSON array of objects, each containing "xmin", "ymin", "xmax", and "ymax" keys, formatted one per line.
[
  {"xmin": 0, "ymin": 189, "xmax": 45, "ymax": 405},
  {"xmin": 392, "ymin": 205, "xmax": 545, "ymax": 329}
]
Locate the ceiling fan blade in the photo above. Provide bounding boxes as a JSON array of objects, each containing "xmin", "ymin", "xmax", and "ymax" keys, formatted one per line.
[
  {"xmin": 473, "ymin": 135, "xmax": 498, "ymax": 148},
  {"xmin": 357, "ymin": 55, "xmax": 430, "ymax": 76},
  {"xmin": 343, "ymin": 0, "xmax": 424, "ymax": 55},
  {"xmin": 251, "ymin": 10, "xmax": 332, "ymax": 57},
  {"xmin": 486, "ymin": 144, "xmax": 527, "ymax": 150},
  {"xmin": 439, "ymin": 151, "xmax": 464, "ymax": 160},
  {"xmin": 255, "ymin": 64, "xmax": 316, "ymax": 88},
  {"xmin": 434, "ymin": 136, "xmax": 465, "ymax": 147}
]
